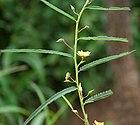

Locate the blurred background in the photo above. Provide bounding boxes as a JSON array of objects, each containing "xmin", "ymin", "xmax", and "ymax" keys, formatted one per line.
[{"xmin": 0, "ymin": 0, "xmax": 140, "ymax": 125}]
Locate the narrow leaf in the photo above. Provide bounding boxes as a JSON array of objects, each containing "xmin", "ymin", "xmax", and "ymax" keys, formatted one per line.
[
  {"xmin": 30, "ymin": 82, "xmax": 45, "ymax": 103},
  {"xmin": 80, "ymin": 51, "xmax": 134, "ymax": 72},
  {"xmin": 0, "ymin": 106, "xmax": 29, "ymax": 116},
  {"xmin": 23, "ymin": 86, "xmax": 77, "ymax": 125},
  {"xmin": 78, "ymin": 36, "xmax": 128, "ymax": 42},
  {"xmin": 85, "ymin": 90, "xmax": 113, "ymax": 105},
  {"xmin": 86, "ymin": 6, "xmax": 130, "ymax": 11},
  {"xmin": 0, "ymin": 65, "xmax": 27, "ymax": 77},
  {"xmin": 30, "ymin": 112, "xmax": 45, "ymax": 125},
  {"xmin": 62, "ymin": 96, "xmax": 73, "ymax": 110},
  {"xmin": 40, "ymin": 0, "xmax": 76, "ymax": 21},
  {"xmin": 30, "ymin": 82, "xmax": 51, "ymax": 125},
  {"xmin": 1, "ymin": 49, "xmax": 73, "ymax": 58}
]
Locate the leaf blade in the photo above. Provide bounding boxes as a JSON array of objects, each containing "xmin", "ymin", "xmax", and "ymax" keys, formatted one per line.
[
  {"xmin": 0, "ymin": 65, "xmax": 27, "ymax": 77},
  {"xmin": 0, "ymin": 106, "xmax": 29, "ymax": 116},
  {"xmin": 85, "ymin": 90, "xmax": 113, "ymax": 105},
  {"xmin": 78, "ymin": 36, "xmax": 128, "ymax": 42},
  {"xmin": 40, "ymin": 0, "xmax": 76, "ymax": 21},
  {"xmin": 80, "ymin": 51, "xmax": 134, "ymax": 72},
  {"xmin": 1, "ymin": 49, "xmax": 73, "ymax": 58},
  {"xmin": 86, "ymin": 6, "xmax": 130, "ymax": 11},
  {"xmin": 23, "ymin": 86, "xmax": 77, "ymax": 125}
]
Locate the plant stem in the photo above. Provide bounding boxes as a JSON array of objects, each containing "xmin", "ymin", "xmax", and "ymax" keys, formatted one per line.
[{"xmin": 74, "ymin": 0, "xmax": 90, "ymax": 125}]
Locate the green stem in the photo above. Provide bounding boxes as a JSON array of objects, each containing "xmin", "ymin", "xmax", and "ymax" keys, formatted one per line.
[{"xmin": 74, "ymin": 0, "xmax": 90, "ymax": 125}]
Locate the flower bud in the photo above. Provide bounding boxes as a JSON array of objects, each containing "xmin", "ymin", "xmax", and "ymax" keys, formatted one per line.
[
  {"xmin": 72, "ymin": 109, "xmax": 78, "ymax": 114},
  {"xmin": 88, "ymin": 0, "xmax": 93, "ymax": 4},
  {"xmin": 56, "ymin": 38, "xmax": 65, "ymax": 43},
  {"xmin": 88, "ymin": 89, "xmax": 94, "ymax": 95},
  {"xmin": 70, "ymin": 5, "xmax": 75, "ymax": 11}
]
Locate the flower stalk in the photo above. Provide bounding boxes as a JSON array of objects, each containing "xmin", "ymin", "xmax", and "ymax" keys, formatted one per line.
[{"xmin": 73, "ymin": 0, "xmax": 90, "ymax": 125}]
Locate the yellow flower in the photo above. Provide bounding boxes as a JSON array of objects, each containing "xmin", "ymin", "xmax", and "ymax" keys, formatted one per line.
[
  {"xmin": 94, "ymin": 120, "xmax": 104, "ymax": 125},
  {"xmin": 77, "ymin": 50, "xmax": 91, "ymax": 59}
]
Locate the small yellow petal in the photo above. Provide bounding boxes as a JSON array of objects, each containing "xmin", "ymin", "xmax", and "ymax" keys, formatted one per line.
[
  {"xmin": 94, "ymin": 120, "xmax": 104, "ymax": 125},
  {"xmin": 64, "ymin": 79, "xmax": 71, "ymax": 82},
  {"xmin": 77, "ymin": 50, "xmax": 91, "ymax": 58}
]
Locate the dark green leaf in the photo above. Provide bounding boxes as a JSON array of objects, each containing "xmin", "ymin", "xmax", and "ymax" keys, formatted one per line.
[
  {"xmin": 86, "ymin": 6, "xmax": 130, "ymax": 11},
  {"xmin": 1, "ymin": 49, "xmax": 73, "ymax": 58},
  {"xmin": 0, "ymin": 65, "xmax": 27, "ymax": 77},
  {"xmin": 78, "ymin": 36, "xmax": 128, "ymax": 42},
  {"xmin": 0, "ymin": 106, "xmax": 29, "ymax": 116},
  {"xmin": 23, "ymin": 86, "xmax": 77, "ymax": 125},
  {"xmin": 80, "ymin": 51, "xmax": 134, "ymax": 72},
  {"xmin": 85, "ymin": 90, "xmax": 113, "ymax": 105},
  {"xmin": 41, "ymin": 0, "xmax": 76, "ymax": 21}
]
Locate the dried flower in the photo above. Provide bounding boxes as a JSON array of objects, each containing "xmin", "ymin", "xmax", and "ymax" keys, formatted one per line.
[
  {"xmin": 94, "ymin": 120, "xmax": 104, "ymax": 125},
  {"xmin": 78, "ymin": 50, "xmax": 91, "ymax": 59},
  {"xmin": 64, "ymin": 72, "xmax": 71, "ymax": 82}
]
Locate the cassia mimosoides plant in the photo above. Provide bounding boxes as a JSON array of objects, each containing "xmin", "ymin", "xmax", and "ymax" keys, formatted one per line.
[{"xmin": 1, "ymin": 0, "xmax": 131, "ymax": 125}]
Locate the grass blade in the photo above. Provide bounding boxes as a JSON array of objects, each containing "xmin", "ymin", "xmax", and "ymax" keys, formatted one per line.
[
  {"xmin": 78, "ymin": 36, "xmax": 128, "ymax": 42},
  {"xmin": 30, "ymin": 82, "xmax": 51, "ymax": 125},
  {"xmin": 51, "ymin": 94, "xmax": 76, "ymax": 125},
  {"xmin": 40, "ymin": 0, "xmax": 76, "ymax": 21},
  {"xmin": 86, "ymin": 6, "xmax": 130, "ymax": 11},
  {"xmin": 30, "ymin": 112, "xmax": 45, "ymax": 125},
  {"xmin": 80, "ymin": 51, "xmax": 134, "ymax": 72},
  {"xmin": 30, "ymin": 82, "xmax": 45, "ymax": 103},
  {"xmin": 85, "ymin": 90, "xmax": 113, "ymax": 105},
  {"xmin": 23, "ymin": 86, "xmax": 77, "ymax": 125},
  {"xmin": 0, "ymin": 106, "xmax": 29, "ymax": 116},
  {"xmin": 0, "ymin": 65, "xmax": 27, "ymax": 77},
  {"xmin": 1, "ymin": 49, "xmax": 73, "ymax": 58}
]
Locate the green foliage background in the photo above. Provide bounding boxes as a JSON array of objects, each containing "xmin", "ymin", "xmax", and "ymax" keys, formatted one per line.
[{"xmin": 0, "ymin": 0, "xmax": 139, "ymax": 124}]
